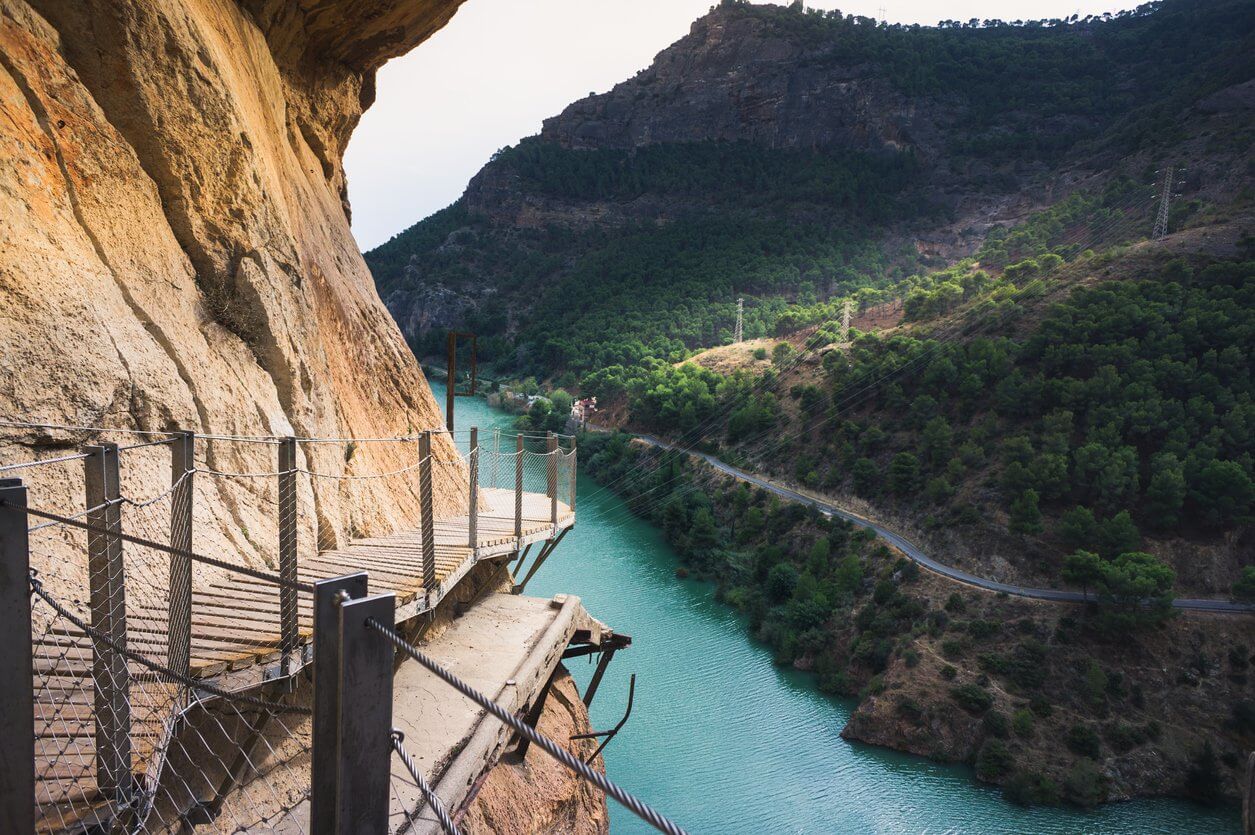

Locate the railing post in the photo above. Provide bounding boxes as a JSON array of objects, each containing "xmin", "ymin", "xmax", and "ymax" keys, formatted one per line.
[
  {"xmin": 278, "ymin": 437, "xmax": 299, "ymax": 677},
  {"xmin": 169, "ymin": 431, "xmax": 194, "ymax": 684},
  {"xmin": 0, "ymin": 478, "xmax": 34, "ymax": 835},
  {"xmin": 514, "ymin": 434, "xmax": 524, "ymax": 541},
  {"xmin": 571, "ymin": 441, "xmax": 577, "ymax": 517},
  {"xmin": 418, "ymin": 432, "xmax": 436, "ymax": 600},
  {"xmin": 84, "ymin": 443, "xmax": 132, "ymax": 803},
  {"xmin": 310, "ymin": 573, "xmax": 368, "ymax": 835},
  {"xmin": 467, "ymin": 427, "xmax": 478, "ymax": 550},
  {"xmin": 493, "ymin": 428, "xmax": 501, "ymax": 489},
  {"xmin": 336, "ymin": 593, "xmax": 395, "ymax": 833},
  {"xmin": 547, "ymin": 432, "xmax": 558, "ymax": 532}
]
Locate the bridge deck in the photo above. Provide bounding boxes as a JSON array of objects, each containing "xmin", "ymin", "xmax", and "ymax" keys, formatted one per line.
[{"xmin": 31, "ymin": 487, "xmax": 572, "ymax": 830}]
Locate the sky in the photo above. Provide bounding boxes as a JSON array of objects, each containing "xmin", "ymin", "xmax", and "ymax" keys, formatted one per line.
[{"xmin": 345, "ymin": 0, "xmax": 1139, "ymax": 251}]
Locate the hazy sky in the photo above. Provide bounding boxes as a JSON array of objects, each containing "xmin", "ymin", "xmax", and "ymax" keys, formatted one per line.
[{"xmin": 345, "ymin": 0, "xmax": 1137, "ymax": 251}]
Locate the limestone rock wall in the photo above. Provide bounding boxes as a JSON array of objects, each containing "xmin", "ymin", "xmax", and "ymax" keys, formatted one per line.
[{"xmin": 0, "ymin": 0, "xmax": 467, "ymax": 566}]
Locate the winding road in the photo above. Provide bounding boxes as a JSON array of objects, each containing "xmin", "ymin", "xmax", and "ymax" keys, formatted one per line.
[{"xmin": 632, "ymin": 433, "xmax": 1255, "ymax": 615}]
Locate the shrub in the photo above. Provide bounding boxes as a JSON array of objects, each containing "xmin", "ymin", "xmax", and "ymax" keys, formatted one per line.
[
  {"xmin": 944, "ymin": 592, "xmax": 967, "ymax": 613},
  {"xmin": 1063, "ymin": 760, "xmax": 1107, "ymax": 807},
  {"xmin": 1012, "ymin": 708, "xmax": 1035, "ymax": 738},
  {"xmin": 983, "ymin": 710, "xmax": 1010, "ymax": 739},
  {"xmin": 1066, "ymin": 724, "xmax": 1102, "ymax": 759},
  {"xmin": 1004, "ymin": 770, "xmax": 1061, "ymax": 806},
  {"xmin": 976, "ymin": 738, "xmax": 1015, "ymax": 780},
  {"xmin": 967, "ymin": 619, "xmax": 1000, "ymax": 640},
  {"xmin": 941, "ymin": 664, "xmax": 958, "ymax": 681},
  {"xmin": 951, "ymin": 684, "xmax": 994, "ymax": 714},
  {"xmin": 941, "ymin": 639, "xmax": 965, "ymax": 659}
]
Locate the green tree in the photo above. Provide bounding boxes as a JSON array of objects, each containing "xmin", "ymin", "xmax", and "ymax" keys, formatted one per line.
[
  {"xmin": 1058, "ymin": 506, "xmax": 1098, "ymax": 551},
  {"xmin": 1009, "ymin": 489, "xmax": 1043, "ymax": 536},
  {"xmin": 766, "ymin": 563, "xmax": 800, "ymax": 604},
  {"xmin": 1094, "ymin": 551, "xmax": 1176, "ymax": 628},
  {"xmin": 852, "ymin": 458, "xmax": 880, "ymax": 497},
  {"xmin": 889, "ymin": 453, "xmax": 921, "ymax": 497},
  {"xmin": 690, "ymin": 508, "xmax": 720, "ymax": 551},
  {"xmin": 1233, "ymin": 567, "xmax": 1255, "ymax": 602},
  {"xmin": 1144, "ymin": 453, "xmax": 1186, "ymax": 529},
  {"xmin": 1062, "ymin": 550, "xmax": 1103, "ymax": 597},
  {"xmin": 1190, "ymin": 460, "xmax": 1254, "ymax": 529}
]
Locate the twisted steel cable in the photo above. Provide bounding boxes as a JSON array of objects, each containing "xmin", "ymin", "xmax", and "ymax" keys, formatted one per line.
[
  {"xmin": 390, "ymin": 731, "xmax": 462, "ymax": 835},
  {"xmin": 365, "ymin": 618, "xmax": 688, "ymax": 835},
  {"xmin": 1, "ymin": 501, "xmax": 314, "ymax": 593}
]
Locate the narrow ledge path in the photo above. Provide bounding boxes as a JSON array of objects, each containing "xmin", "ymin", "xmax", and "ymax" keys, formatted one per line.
[{"xmin": 631, "ymin": 433, "xmax": 1255, "ymax": 615}]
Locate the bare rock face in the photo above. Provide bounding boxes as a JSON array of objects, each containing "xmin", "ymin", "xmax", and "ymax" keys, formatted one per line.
[
  {"xmin": 0, "ymin": 0, "xmax": 468, "ymax": 556},
  {"xmin": 539, "ymin": 8, "xmax": 930, "ymax": 155},
  {"xmin": 461, "ymin": 667, "xmax": 610, "ymax": 834}
]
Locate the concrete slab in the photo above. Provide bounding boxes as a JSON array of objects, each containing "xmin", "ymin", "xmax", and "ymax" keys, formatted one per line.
[{"xmin": 388, "ymin": 593, "xmax": 600, "ymax": 833}]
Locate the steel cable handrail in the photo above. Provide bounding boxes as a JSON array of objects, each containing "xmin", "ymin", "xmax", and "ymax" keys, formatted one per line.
[
  {"xmin": 0, "ymin": 501, "xmax": 313, "ymax": 593},
  {"xmin": 365, "ymin": 617, "xmax": 688, "ymax": 835},
  {"xmin": 390, "ymin": 731, "xmax": 462, "ymax": 835}
]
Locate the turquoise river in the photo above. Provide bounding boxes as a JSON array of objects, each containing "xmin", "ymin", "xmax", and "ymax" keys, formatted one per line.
[{"xmin": 435, "ymin": 382, "xmax": 1238, "ymax": 834}]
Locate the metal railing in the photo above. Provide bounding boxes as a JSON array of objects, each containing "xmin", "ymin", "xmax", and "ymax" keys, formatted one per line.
[{"xmin": 0, "ymin": 422, "xmax": 578, "ymax": 832}]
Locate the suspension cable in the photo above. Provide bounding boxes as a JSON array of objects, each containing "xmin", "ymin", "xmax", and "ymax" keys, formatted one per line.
[
  {"xmin": 390, "ymin": 731, "xmax": 462, "ymax": 835},
  {"xmin": 365, "ymin": 617, "xmax": 688, "ymax": 835}
]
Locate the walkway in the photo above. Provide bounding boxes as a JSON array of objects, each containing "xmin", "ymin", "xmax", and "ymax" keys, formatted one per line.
[
  {"xmin": 1, "ymin": 425, "xmax": 579, "ymax": 832},
  {"xmin": 633, "ymin": 433, "xmax": 1255, "ymax": 615}
]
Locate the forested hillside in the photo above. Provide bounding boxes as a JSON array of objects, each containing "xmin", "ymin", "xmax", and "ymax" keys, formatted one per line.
[
  {"xmin": 368, "ymin": 0, "xmax": 1253, "ymax": 382},
  {"xmin": 366, "ymin": 0, "xmax": 1252, "ymax": 582}
]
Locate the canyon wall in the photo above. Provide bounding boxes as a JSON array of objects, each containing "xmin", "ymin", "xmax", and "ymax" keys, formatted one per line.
[{"xmin": 0, "ymin": 0, "xmax": 469, "ymax": 563}]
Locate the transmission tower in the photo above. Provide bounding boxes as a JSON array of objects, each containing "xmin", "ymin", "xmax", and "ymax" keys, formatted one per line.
[
  {"xmin": 734, "ymin": 297, "xmax": 744, "ymax": 344},
  {"xmin": 1152, "ymin": 167, "xmax": 1181, "ymax": 240},
  {"xmin": 841, "ymin": 298, "xmax": 852, "ymax": 342}
]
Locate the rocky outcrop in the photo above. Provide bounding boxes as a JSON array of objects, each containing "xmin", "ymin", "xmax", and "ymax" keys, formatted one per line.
[
  {"xmin": 461, "ymin": 667, "xmax": 610, "ymax": 834},
  {"xmin": 0, "ymin": 0, "xmax": 468, "ymax": 561},
  {"xmin": 538, "ymin": 8, "xmax": 936, "ymax": 156}
]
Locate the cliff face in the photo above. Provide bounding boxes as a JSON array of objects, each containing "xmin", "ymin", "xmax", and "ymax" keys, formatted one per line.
[
  {"xmin": 537, "ymin": 10, "xmax": 928, "ymax": 156},
  {"xmin": 0, "ymin": 0, "xmax": 468, "ymax": 544},
  {"xmin": 462, "ymin": 667, "xmax": 610, "ymax": 834}
]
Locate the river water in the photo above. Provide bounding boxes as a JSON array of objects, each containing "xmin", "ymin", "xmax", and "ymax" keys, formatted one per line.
[{"xmin": 435, "ymin": 382, "xmax": 1237, "ymax": 834}]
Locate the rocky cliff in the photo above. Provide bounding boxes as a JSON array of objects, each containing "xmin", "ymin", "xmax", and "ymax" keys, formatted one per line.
[
  {"xmin": 368, "ymin": 0, "xmax": 1254, "ymax": 372},
  {"xmin": 0, "ymin": 0, "xmax": 470, "ymax": 551}
]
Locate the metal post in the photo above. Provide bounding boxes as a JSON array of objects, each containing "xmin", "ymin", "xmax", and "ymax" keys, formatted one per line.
[
  {"xmin": 571, "ymin": 442, "xmax": 578, "ymax": 516},
  {"xmin": 493, "ymin": 428, "xmax": 501, "ymax": 489},
  {"xmin": 169, "ymin": 431, "xmax": 194, "ymax": 682},
  {"xmin": 0, "ymin": 479, "xmax": 34, "ymax": 835},
  {"xmin": 84, "ymin": 443, "xmax": 131, "ymax": 801},
  {"xmin": 418, "ymin": 432, "xmax": 436, "ymax": 597},
  {"xmin": 467, "ymin": 427, "xmax": 479, "ymax": 549},
  {"xmin": 278, "ymin": 438, "xmax": 298, "ymax": 677},
  {"xmin": 547, "ymin": 432, "xmax": 558, "ymax": 530},
  {"xmin": 446, "ymin": 332, "xmax": 457, "ymax": 432},
  {"xmin": 310, "ymin": 573, "xmax": 368, "ymax": 835},
  {"xmin": 336, "ymin": 593, "xmax": 396, "ymax": 834},
  {"xmin": 514, "ymin": 434, "xmax": 524, "ymax": 540}
]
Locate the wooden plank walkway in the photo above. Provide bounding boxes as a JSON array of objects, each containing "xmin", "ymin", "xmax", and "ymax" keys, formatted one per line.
[{"xmin": 31, "ymin": 487, "xmax": 573, "ymax": 831}]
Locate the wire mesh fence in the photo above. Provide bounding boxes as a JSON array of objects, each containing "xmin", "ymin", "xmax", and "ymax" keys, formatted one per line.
[{"xmin": 1, "ymin": 423, "xmax": 577, "ymax": 833}]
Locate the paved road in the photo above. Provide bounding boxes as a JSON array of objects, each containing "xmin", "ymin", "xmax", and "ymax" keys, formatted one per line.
[{"xmin": 632, "ymin": 433, "xmax": 1255, "ymax": 615}]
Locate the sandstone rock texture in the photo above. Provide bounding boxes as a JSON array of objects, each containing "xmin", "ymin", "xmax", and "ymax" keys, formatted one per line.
[{"xmin": 0, "ymin": 0, "xmax": 469, "ymax": 567}]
